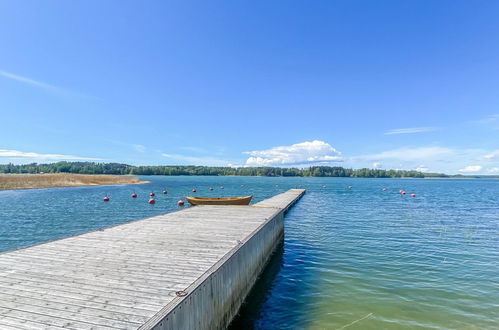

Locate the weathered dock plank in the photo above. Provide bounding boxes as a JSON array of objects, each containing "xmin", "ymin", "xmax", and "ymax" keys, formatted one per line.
[{"xmin": 0, "ymin": 189, "xmax": 305, "ymax": 329}]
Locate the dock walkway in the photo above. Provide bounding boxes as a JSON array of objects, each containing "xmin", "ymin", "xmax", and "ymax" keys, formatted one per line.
[{"xmin": 0, "ymin": 189, "xmax": 305, "ymax": 330}]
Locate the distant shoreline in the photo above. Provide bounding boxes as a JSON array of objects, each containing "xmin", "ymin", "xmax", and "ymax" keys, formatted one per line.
[
  {"xmin": 0, "ymin": 173, "xmax": 148, "ymax": 191},
  {"xmin": 1, "ymin": 162, "xmax": 498, "ymax": 179}
]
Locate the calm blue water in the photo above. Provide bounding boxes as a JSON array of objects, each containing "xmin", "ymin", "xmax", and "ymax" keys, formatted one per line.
[{"xmin": 1, "ymin": 177, "xmax": 498, "ymax": 329}]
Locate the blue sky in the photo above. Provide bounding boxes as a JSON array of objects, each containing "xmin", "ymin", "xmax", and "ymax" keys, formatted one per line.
[{"xmin": 1, "ymin": 0, "xmax": 498, "ymax": 174}]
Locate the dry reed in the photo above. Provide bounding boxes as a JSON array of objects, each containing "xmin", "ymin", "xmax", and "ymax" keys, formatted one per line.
[{"xmin": 0, "ymin": 173, "xmax": 146, "ymax": 190}]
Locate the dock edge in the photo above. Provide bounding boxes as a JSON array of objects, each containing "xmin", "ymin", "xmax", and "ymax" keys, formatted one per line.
[{"xmin": 140, "ymin": 189, "xmax": 306, "ymax": 330}]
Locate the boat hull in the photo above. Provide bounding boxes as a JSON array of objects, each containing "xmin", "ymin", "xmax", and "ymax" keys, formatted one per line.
[{"xmin": 186, "ymin": 196, "xmax": 253, "ymax": 206}]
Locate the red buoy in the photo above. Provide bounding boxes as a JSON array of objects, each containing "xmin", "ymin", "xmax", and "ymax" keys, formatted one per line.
[
  {"xmin": 209, "ymin": 187, "xmax": 214, "ymax": 191},
  {"xmin": 131, "ymin": 193, "xmax": 137, "ymax": 198},
  {"xmin": 103, "ymin": 196, "xmax": 110, "ymax": 202},
  {"xmin": 401, "ymin": 191, "xmax": 406, "ymax": 195},
  {"xmin": 163, "ymin": 190, "xmax": 168, "ymax": 194},
  {"xmin": 177, "ymin": 200, "xmax": 185, "ymax": 206},
  {"xmin": 150, "ymin": 192, "xmax": 155, "ymax": 197},
  {"xmin": 410, "ymin": 193, "xmax": 416, "ymax": 197},
  {"xmin": 192, "ymin": 189, "xmax": 197, "ymax": 192},
  {"xmin": 148, "ymin": 198, "xmax": 155, "ymax": 204}
]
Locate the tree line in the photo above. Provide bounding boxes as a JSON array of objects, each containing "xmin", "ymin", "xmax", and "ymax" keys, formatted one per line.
[{"xmin": 0, "ymin": 162, "xmax": 449, "ymax": 178}]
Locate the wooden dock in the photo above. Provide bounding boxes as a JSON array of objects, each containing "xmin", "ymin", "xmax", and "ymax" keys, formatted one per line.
[{"xmin": 0, "ymin": 189, "xmax": 305, "ymax": 330}]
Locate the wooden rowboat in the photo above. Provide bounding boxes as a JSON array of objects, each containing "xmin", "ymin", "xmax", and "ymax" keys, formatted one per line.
[{"xmin": 186, "ymin": 196, "xmax": 252, "ymax": 206}]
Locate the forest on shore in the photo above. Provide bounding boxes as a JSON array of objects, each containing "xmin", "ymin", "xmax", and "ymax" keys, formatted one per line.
[{"xmin": 0, "ymin": 161, "xmax": 457, "ymax": 178}]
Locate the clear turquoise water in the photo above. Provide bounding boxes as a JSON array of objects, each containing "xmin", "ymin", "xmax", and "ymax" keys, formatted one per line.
[{"xmin": 1, "ymin": 177, "xmax": 498, "ymax": 329}]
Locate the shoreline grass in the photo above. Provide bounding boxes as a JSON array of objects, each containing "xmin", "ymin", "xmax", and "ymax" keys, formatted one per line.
[{"xmin": 0, "ymin": 173, "xmax": 148, "ymax": 191}]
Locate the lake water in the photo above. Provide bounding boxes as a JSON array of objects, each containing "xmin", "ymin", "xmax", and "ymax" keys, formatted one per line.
[{"xmin": 0, "ymin": 176, "xmax": 498, "ymax": 329}]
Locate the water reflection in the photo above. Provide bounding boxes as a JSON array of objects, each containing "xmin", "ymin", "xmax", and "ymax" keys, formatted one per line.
[{"xmin": 229, "ymin": 240, "xmax": 285, "ymax": 329}]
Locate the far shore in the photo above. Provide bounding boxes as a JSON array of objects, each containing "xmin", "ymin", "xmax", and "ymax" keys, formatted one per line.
[{"xmin": 0, "ymin": 173, "xmax": 148, "ymax": 191}]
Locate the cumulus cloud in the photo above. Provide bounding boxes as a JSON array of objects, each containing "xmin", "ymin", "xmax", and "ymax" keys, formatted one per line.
[
  {"xmin": 415, "ymin": 166, "xmax": 429, "ymax": 172},
  {"xmin": 484, "ymin": 150, "xmax": 499, "ymax": 160},
  {"xmin": 244, "ymin": 140, "xmax": 342, "ymax": 166},
  {"xmin": 384, "ymin": 127, "xmax": 437, "ymax": 135},
  {"xmin": 488, "ymin": 167, "xmax": 499, "ymax": 173},
  {"xmin": 458, "ymin": 165, "xmax": 483, "ymax": 173},
  {"xmin": 372, "ymin": 162, "xmax": 381, "ymax": 168},
  {"xmin": 0, "ymin": 149, "xmax": 102, "ymax": 161}
]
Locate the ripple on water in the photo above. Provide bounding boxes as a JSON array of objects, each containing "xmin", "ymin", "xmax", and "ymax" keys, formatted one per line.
[
  {"xmin": 231, "ymin": 178, "xmax": 499, "ymax": 329},
  {"xmin": 1, "ymin": 177, "xmax": 498, "ymax": 329}
]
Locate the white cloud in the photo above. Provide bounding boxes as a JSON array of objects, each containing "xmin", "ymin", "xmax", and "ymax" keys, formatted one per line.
[
  {"xmin": 0, "ymin": 70, "xmax": 91, "ymax": 99},
  {"xmin": 372, "ymin": 162, "xmax": 381, "ymax": 168},
  {"xmin": 488, "ymin": 167, "xmax": 499, "ymax": 173},
  {"xmin": 0, "ymin": 70, "xmax": 62, "ymax": 92},
  {"xmin": 458, "ymin": 165, "xmax": 483, "ymax": 173},
  {"xmin": 347, "ymin": 146, "xmax": 494, "ymax": 174},
  {"xmin": 384, "ymin": 127, "xmax": 436, "ymax": 135},
  {"xmin": 0, "ymin": 149, "xmax": 102, "ymax": 161},
  {"xmin": 471, "ymin": 114, "xmax": 499, "ymax": 130},
  {"xmin": 161, "ymin": 153, "xmax": 229, "ymax": 166},
  {"xmin": 484, "ymin": 150, "xmax": 499, "ymax": 160},
  {"xmin": 131, "ymin": 144, "xmax": 146, "ymax": 153},
  {"xmin": 357, "ymin": 146, "xmax": 454, "ymax": 162},
  {"xmin": 472, "ymin": 114, "xmax": 499, "ymax": 124},
  {"xmin": 244, "ymin": 140, "xmax": 342, "ymax": 166}
]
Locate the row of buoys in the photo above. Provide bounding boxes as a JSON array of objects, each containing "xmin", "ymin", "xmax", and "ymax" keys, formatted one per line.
[
  {"xmin": 147, "ymin": 198, "xmax": 185, "ymax": 206},
  {"xmin": 318, "ymin": 185, "xmax": 417, "ymax": 197},
  {"xmin": 321, "ymin": 185, "xmax": 352, "ymax": 189},
  {"xmin": 399, "ymin": 190, "xmax": 416, "ymax": 197},
  {"xmin": 148, "ymin": 190, "xmax": 169, "ymax": 197},
  {"xmin": 106, "ymin": 186, "xmax": 219, "ymax": 201},
  {"xmin": 103, "ymin": 189, "xmax": 185, "ymax": 206},
  {"xmin": 102, "ymin": 184, "xmax": 225, "ymax": 205},
  {"xmin": 106, "ymin": 196, "xmax": 186, "ymax": 206},
  {"xmin": 320, "ymin": 185, "xmax": 353, "ymax": 189}
]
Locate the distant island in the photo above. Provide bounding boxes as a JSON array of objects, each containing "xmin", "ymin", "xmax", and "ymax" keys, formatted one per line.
[
  {"xmin": 1, "ymin": 161, "xmax": 496, "ymax": 179},
  {"xmin": 0, "ymin": 173, "xmax": 146, "ymax": 191}
]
